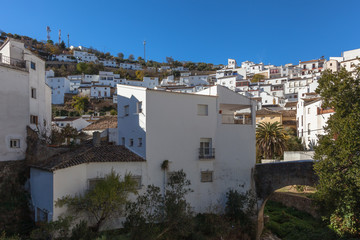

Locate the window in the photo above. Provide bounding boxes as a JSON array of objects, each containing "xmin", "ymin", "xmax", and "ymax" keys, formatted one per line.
[
  {"xmin": 31, "ymin": 88, "xmax": 36, "ymax": 99},
  {"xmin": 121, "ymin": 137, "xmax": 125, "ymax": 146},
  {"xmin": 31, "ymin": 61, "xmax": 36, "ymax": 70},
  {"xmin": 308, "ymin": 123, "xmax": 311, "ymax": 135},
  {"xmin": 138, "ymin": 138, "xmax": 142, "ymax": 147},
  {"xmin": 130, "ymin": 138, "xmax": 133, "ymax": 147},
  {"xmin": 88, "ymin": 178, "xmax": 103, "ymax": 191},
  {"xmin": 124, "ymin": 105, "xmax": 129, "ymax": 116},
  {"xmin": 308, "ymin": 108, "xmax": 310, "ymax": 114},
  {"xmin": 10, "ymin": 139, "xmax": 20, "ymax": 148},
  {"xmin": 137, "ymin": 101, "xmax": 143, "ymax": 113},
  {"xmin": 301, "ymin": 116, "xmax": 303, "ymax": 126},
  {"xmin": 131, "ymin": 176, "xmax": 142, "ymax": 189},
  {"xmin": 197, "ymin": 104, "xmax": 208, "ymax": 116},
  {"xmin": 201, "ymin": 171, "xmax": 213, "ymax": 182},
  {"xmin": 199, "ymin": 138, "xmax": 214, "ymax": 158},
  {"xmin": 30, "ymin": 115, "xmax": 38, "ymax": 125}
]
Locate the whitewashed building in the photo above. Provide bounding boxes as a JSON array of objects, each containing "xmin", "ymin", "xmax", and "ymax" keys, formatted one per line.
[
  {"xmin": 45, "ymin": 72, "xmax": 71, "ymax": 105},
  {"xmin": 0, "ymin": 38, "xmax": 51, "ymax": 161},
  {"xmin": 73, "ymin": 51, "xmax": 98, "ymax": 63},
  {"xmin": 91, "ymin": 85, "xmax": 111, "ymax": 98},
  {"xmin": 52, "ymin": 117, "xmax": 91, "ymax": 131},
  {"xmin": 119, "ymin": 63, "xmax": 142, "ymax": 70},
  {"xmin": 117, "ymin": 84, "xmax": 256, "ymax": 213},
  {"xmin": 296, "ymin": 96, "xmax": 334, "ymax": 147},
  {"xmin": 99, "ymin": 59, "xmax": 118, "ymax": 68},
  {"xmin": 120, "ymin": 77, "xmax": 158, "ymax": 89},
  {"xmin": 55, "ymin": 54, "xmax": 76, "ymax": 62}
]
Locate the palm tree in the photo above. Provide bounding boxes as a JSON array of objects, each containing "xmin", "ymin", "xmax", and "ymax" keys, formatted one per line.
[{"xmin": 256, "ymin": 122, "xmax": 288, "ymax": 159}]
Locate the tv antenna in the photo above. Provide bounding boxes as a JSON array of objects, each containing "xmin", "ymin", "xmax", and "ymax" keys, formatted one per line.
[{"xmin": 46, "ymin": 26, "xmax": 51, "ymax": 41}]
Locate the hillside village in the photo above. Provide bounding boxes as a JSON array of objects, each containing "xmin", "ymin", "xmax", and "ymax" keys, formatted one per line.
[{"xmin": 0, "ymin": 31, "xmax": 360, "ymax": 239}]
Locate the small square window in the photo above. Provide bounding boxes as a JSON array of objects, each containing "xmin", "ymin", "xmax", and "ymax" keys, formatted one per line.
[
  {"xmin": 201, "ymin": 171, "xmax": 213, "ymax": 182},
  {"xmin": 10, "ymin": 139, "xmax": 20, "ymax": 148},
  {"xmin": 88, "ymin": 178, "xmax": 103, "ymax": 191},
  {"xmin": 130, "ymin": 176, "xmax": 142, "ymax": 189},
  {"xmin": 130, "ymin": 138, "xmax": 133, "ymax": 147},
  {"xmin": 31, "ymin": 61, "xmax": 36, "ymax": 70},
  {"xmin": 31, "ymin": 88, "xmax": 36, "ymax": 99},
  {"xmin": 30, "ymin": 115, "xmax": 38, "ymax": 125},
  {"xmin": 197, "ymin": 104, "xmax": 208, "ymax": 116}
]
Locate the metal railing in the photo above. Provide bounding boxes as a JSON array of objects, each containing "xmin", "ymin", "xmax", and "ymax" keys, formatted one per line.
[
  {"xmin": 0, "ymin": 54, "xmax": 27, "ymax": 70},
  {"xmin": 221, "ymin": 114, "xmax": 252, "ymax": 125},
  {"xmin": 199, "ymin": 148, "xmax": 215, "ymax": 159}
]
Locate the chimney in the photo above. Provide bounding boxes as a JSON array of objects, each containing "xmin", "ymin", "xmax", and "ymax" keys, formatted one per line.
[{"xmin": 93, "ymin": 131, "xmax": 101, "ymax": 147}]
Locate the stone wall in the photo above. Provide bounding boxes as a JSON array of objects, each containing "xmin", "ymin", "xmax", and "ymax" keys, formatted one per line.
[{"xmin": 269, "ymin": 192, "xmax": 319, "ymax": 218}]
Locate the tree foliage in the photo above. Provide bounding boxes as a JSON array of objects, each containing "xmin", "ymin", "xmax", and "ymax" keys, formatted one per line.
[
  {"xmin": 251, "ymin": 74, "xmax": 265, "ymax": 83},
  {"xmin": 71, "ymin": 96, "xmax": 89, "ymax": 115},
  {"xmin": 56, "ymin": 170, "xmax": 138, "ymax": 232},
  {"xmin": 256, "ymin": 122, "xmax": 288, "ymax": 159},
  {"xmin": 313, "ymin": 67, "xmax": 360, "ymax": 237},
  {"xmin": 128, "ymin": 54, "xmax": 135, "ymax": 61},
  {"xmin": 125, "ymin": 170, "xmax": 193, "ymax": 240}
]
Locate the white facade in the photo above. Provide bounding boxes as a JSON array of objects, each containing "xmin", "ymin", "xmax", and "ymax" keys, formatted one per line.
[
  {"xmin": 99, "ymin": 60, "xmax": 118, "ymax": 68},
  {"xmin": 30, "ymin": 159, "xmax": 145, "ymax": 225},
  {"xmin": 296, "ymin": 98, "xmax": 333, "ymax": 147},
  {"xmin": 119, "ymin": 77, "xmax": 158, "ymax": 89},
  {"xmin": 117, "ymin": 85, "xmax": 256, "ymax": 213},
  {"xmin": 216, "ymin": 75, "xmax": 239, "ymax": 91},
  {"xmin": 55, "ymin": 54, "xmax": 76, "ymax": 62},
  {"xmin": 179, "ymin": 74, "xmax": 209, "ymax": 86},
  {"xmin": 46, "ymin": 76, "xmax": 71, "ymax": 105},
  {"xmin": 52, "ymin": 117, "xmax": 91, "ymax": 131},
  {"xmin": 119, "ymin": 63, "xmax": 142, "ymax": 70},
  {"xmin": 0, "ymin": 38, "xmax": 51, "ymax": 161},
  {"xmin": 91, "ymin": 85, "xmax": 111, "ymax": 98},
  {"xmin": 73, "ymin": 51, "xmax": 98, "ymax": 63}
]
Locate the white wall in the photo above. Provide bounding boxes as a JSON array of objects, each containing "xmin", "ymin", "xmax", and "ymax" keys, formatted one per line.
[
  {"xmin": 117, "ymin": 85, "xmax": 256, "ymax": 213},
  {"xmin": 0, "ymin": 39, "xmax": 51, "ymax": 161},
  {"xmin": 51, "ymin": 162, "xmax": 145, "ymax": 228}
]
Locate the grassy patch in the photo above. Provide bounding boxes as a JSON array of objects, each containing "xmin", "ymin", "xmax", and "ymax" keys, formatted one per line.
[{"xmin": 264, "ymin": 200, "xmax": 337, "ymax": 240}]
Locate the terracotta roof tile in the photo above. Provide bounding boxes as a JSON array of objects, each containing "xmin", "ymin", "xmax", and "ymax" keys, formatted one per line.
[
  {"xmin": 256, "ymin": 108, "xmax": 281, "ymax": 116},
  {"xmin": 31, "ymin": 145, "xmax": 145, "ymax": 171},
  {"xmin": 83, "ymin": 116, "xmax": 117, "ymax": 130}
]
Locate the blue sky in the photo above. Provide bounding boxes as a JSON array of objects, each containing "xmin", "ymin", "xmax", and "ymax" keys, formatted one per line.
[{"xmin": 2, "ymin": 0, "xmax": 360, "ymax": 65}]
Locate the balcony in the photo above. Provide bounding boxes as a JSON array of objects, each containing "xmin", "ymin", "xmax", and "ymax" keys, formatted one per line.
[
  {"xmin": 199, "ymin": 148, "xmax": 215, "ymax": 159},
  {"xmin": 0, "ymin": 55, "xmax": 27, "ymax": 70}
]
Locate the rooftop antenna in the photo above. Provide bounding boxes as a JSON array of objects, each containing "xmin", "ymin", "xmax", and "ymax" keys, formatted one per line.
[
  {"xmin": 67, "ymin": 34, "xmax": 69, "ymax": 48},
  {"xmin": 46, "ymin": 26, "xmax": 51, "ymax": 41},
  {"xmin": 143, "ymin": 40, "xmax": 147, "ymax": 63},
  {"xmin": 58, "ymin": 29, "xmax": 61, "ymax": 44}
]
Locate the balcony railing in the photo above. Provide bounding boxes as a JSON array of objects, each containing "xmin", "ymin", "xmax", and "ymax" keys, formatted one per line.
[
  {"xmin": 0, "ymin": 55, "xmax": 27, "ymax": 70},
  {"xmin": 221, "ymin": 114, "xmax": 252, "ymax": 125},
  {"xmin": 199, "ymin": 148, "xmax": 215, "ymax": 159}
]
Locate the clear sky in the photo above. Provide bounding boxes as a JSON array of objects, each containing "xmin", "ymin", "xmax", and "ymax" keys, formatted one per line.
[{"xmin": 2, "ymin": 0, "xmax": 360, "ymax": 65}]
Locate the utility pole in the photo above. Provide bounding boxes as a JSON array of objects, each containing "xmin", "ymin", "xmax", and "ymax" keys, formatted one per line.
[
  {"xmin": 67, "ymin": 34, "xmax": 69, "ymax": 48},
  {"xmin": 143, "ymin": 40, "xmax": 146, "ymax": 62}
]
